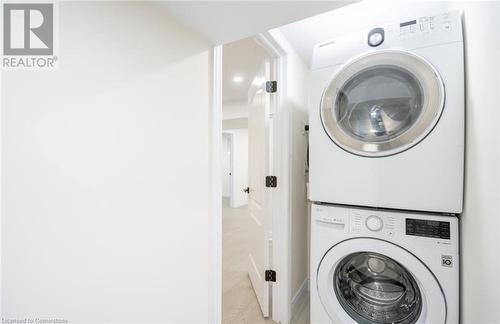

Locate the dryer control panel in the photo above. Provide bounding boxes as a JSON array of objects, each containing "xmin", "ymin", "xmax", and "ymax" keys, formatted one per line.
[
  {"xmin": 312, "ymin": 10, "xmax": 463, "ymax": 70},
  {"xmin": 389, "ymin": 12, "xmax": 458, "ymax": 41}
]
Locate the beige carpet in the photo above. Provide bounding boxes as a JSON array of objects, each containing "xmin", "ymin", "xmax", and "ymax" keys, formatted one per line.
[
  {"xmin": 222, "ymin": 198, "xmax": 309, "ymax": 324},
  {"xmin": 222, "ymin": 199, "xmax": 275, "ymax": 324}
]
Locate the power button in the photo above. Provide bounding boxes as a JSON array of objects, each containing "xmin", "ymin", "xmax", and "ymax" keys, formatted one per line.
[{"xmin": 368, "ymin": 27, "xmax": 385, "ymax": 47}]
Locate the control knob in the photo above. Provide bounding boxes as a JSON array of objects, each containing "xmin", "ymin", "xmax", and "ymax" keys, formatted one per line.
[{"xmin": 365, "ymin": 215, "xmax": 384, "ymax": 232}]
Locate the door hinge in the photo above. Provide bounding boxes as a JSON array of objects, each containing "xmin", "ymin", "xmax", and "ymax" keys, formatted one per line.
[
  {"xmin": 265, "ymin": 270, "xmax": 276, "ymax": 282},
  {"xmin": 266, "ymin": 81, "xmax": 277, "ymax": 93},
  {"xmin": 265, "ymin": 176, "xmax": 277, "ymax": 188}
]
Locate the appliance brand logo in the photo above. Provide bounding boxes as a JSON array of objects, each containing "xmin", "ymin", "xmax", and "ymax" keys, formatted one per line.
[
  {"xmin": 441, "ymin": 255, "xmax": 453, "ymax": 267},
  {"xmin": 2, "ymin": 2, "xmax": 58, "ymax": 69}
]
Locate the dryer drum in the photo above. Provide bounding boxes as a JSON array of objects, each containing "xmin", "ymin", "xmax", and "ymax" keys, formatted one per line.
[
  {"xmin": 334, "ymin": 251, "xmax": 422, "ymax": 324},
  {"xmin": 336, "ymin": 66, "xmax": 424, "ymax": 143},
  {"xmin": 320, "ymin": 50, "xmax": 445, "ymax": 157}
]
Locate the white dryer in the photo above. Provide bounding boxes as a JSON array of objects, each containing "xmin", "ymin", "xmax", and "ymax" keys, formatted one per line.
[
  {"xmin": 310, "ymin": 203, "xmax": 459, "ymax": 324},
  {"xmin": 309, "ymin": 11, "xmax": 464, "ymax": 213}
]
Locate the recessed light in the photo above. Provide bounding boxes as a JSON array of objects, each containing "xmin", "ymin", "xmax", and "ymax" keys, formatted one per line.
[{"xmin": 233, "ymin": 75, "xmax": 244, "ymax": 83}]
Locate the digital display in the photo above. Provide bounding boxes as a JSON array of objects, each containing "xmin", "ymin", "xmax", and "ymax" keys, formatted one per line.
[
  {"xmin": 406, "ymin": 218, "xmax": 450, "ymax": 240},
  {"xmin": 400, "ymin": 20, "xmax": 417, "ymax": 27}
]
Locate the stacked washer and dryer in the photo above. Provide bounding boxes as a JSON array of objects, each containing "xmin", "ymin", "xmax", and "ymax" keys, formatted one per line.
[{"xmin": 309, "ymin": 12, "xmax": 464, "ymax": 324}]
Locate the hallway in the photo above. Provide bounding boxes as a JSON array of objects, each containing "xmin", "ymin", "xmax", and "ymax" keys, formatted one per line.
[
  {"xmin": 222, "ymin": 199, "xmax": 275, "ymax": 324},
  {"xmin": 222, "ymin": 199, "xmax": 309, "ymax": 324}
]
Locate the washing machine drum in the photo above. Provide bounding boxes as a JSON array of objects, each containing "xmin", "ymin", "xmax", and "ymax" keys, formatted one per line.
[
  {"xmin": 334, "ymin": 252, "xmax": 422, "ymax": 323},
  {"xmin": 317, "ymin": 238, "xmax": 446, "ymax": 324},
  {"xmin": 320, "ymin": 50, "xmax": 445, "ymax": 157}
]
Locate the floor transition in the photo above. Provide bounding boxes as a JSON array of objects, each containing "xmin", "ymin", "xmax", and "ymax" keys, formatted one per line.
[{"xmin": 222, "ymin": 199, "xmax": 309, "ymax": 324}]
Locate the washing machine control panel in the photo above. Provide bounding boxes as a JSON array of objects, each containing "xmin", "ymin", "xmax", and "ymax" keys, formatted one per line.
[{"xmin": 349, "ymin": 210, "xmax": 398, "ymax": 238}]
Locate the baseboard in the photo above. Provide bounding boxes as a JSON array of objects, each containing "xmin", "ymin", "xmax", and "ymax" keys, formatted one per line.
[{"xmin": 291, "ymin": 278, "xmax": 310, "ymax": 323}]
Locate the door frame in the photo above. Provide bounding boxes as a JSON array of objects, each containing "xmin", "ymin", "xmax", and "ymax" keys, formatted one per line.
[{"xmin": 210, "ymin": 31, "xmax": 292, "ymax": 324}]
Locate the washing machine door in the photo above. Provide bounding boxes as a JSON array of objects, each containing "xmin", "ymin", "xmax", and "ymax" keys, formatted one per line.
[
  {"xmin": 320, "ymin": 50, "xmax": 444, "ymax": 157},
  {"xmin": 317, "ymin": 238, "xmax": 446, "ymax": 324}
]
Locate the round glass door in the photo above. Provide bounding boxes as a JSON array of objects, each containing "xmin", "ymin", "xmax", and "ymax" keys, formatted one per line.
[
  {"xmin": 316, "ymin": 238, "xmax": 447, "ymax": 324},
  {"xmin": 321, "ymin": 50, "xmax": 444, "ymax": 157},
  {"xmin": 334, "ymin": 252, "xmax": 422, "ymax": 324}
]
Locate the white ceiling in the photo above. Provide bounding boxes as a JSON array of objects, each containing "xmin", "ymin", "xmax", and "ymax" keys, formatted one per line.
[
  {"xmin": 279, "ymin": 0, "xmax": 368, "ymax": 68},
  {"xmin": 159, "ymin": 1, "xmax": 356, "ymax": 45},
  {"xmin": 159, "ymin": 1, "xmax": 361, "ymax": 102},
  {"xmin": 223, "ymin": 37, "xmax": 268, "ymax": 102}
]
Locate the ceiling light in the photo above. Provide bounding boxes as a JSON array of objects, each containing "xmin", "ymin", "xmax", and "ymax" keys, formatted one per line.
[{"xmin": 233, "ymin": 75, "xmax": 244, "ymax": 83}]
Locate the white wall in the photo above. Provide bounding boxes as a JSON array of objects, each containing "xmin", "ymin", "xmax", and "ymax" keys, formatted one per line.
[
  {"xmin": 280, "ymin": 1, "xmax": 500, "ymax": 322},
  {"xmin": 222, "ymin": 100, "xmax": 249, "ymax": 120},
  {"xmin": 289, "ymin": 107, "xmax": 310, "ymax": 304},
  {"xmin": 224, "ymin": 129, "xmax": 249, "ymax": 208},
  {"xmin": 1, "ymin": 2, "xmax": 214, "ymax": 322},
  {"xmin": 223, "ymin": 117, "xmax": 248, "ymax": 130},
  {"xmin": 223, "ymin": 100, "xmax": 249, "ymax": 208},
  {"xmin": 456, "ymin": 3, "xmax": 500, "ymax": 323}
]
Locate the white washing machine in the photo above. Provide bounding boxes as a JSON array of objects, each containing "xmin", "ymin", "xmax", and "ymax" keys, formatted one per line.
[
  {"xmin": 310, "ymin": 203, "xmax": 459, "ymax": 324},
  {"xmin": 309, "ymin": 11, "xmax": 464, "ymax": 213}
]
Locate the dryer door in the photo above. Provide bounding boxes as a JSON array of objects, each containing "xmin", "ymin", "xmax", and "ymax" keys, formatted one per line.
[
  {"xmin": 320, "ymin": 50, "xmax": 444, "ymax": 157},
  {"xmin": 317, "ymin": 238, "xmax": 446, "ymax": 324}
]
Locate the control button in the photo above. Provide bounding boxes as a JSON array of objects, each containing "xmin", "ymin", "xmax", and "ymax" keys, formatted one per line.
[
  {"xmin": 368, "ymin": 33, "xmax": 383, "ymax": 46},
  {"xmin": 443, "ymin": 22, "xmax": 452, "ymax": 31},
  {"xmin": 367, "ymin": 27, "xmax": 385, "ymax": 47},
  {"xmin": 365, "ymin": 215, "xmax": 383, "ymax": 232},
  {"xmin": 350, "ymin": 215, "xmax": 362, "ymax": 233},
  {"xmin": 419, "ymin": 17, "xmax": 429, "ymax": 32},
  {"xmin": 429, "ymin": 16, "xmax": 436, "ymax": 30}
]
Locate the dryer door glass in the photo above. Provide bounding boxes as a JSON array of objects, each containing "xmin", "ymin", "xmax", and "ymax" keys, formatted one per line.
[
  {"xmin": 321, "ymin": 51, "xmax": 444, "ymax": 157},
  {"xmin": 335, "ymin": 66, "xmax": 423, "ymax": 143},
  {"xmin": 334, "ymin": 251, "xmax": 422, "ymax": 324}
]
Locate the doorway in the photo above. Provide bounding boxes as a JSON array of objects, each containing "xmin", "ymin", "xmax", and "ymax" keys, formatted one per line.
[
  {"xmin": 220, "ymin": 36, "xmax": 275, "ymax": 324},
  {"xmin": 209, "ymin": 4, "xmax": 367, "ymax": 324},
  {"xmin": 214, "ymin": 29, "xmax": 311, "ymax": 324}
]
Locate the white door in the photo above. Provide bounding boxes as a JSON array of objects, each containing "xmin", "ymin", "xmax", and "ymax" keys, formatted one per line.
[{"xmin": 247, "ymin": 62, "xmax": 273, "ymax": 317}]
